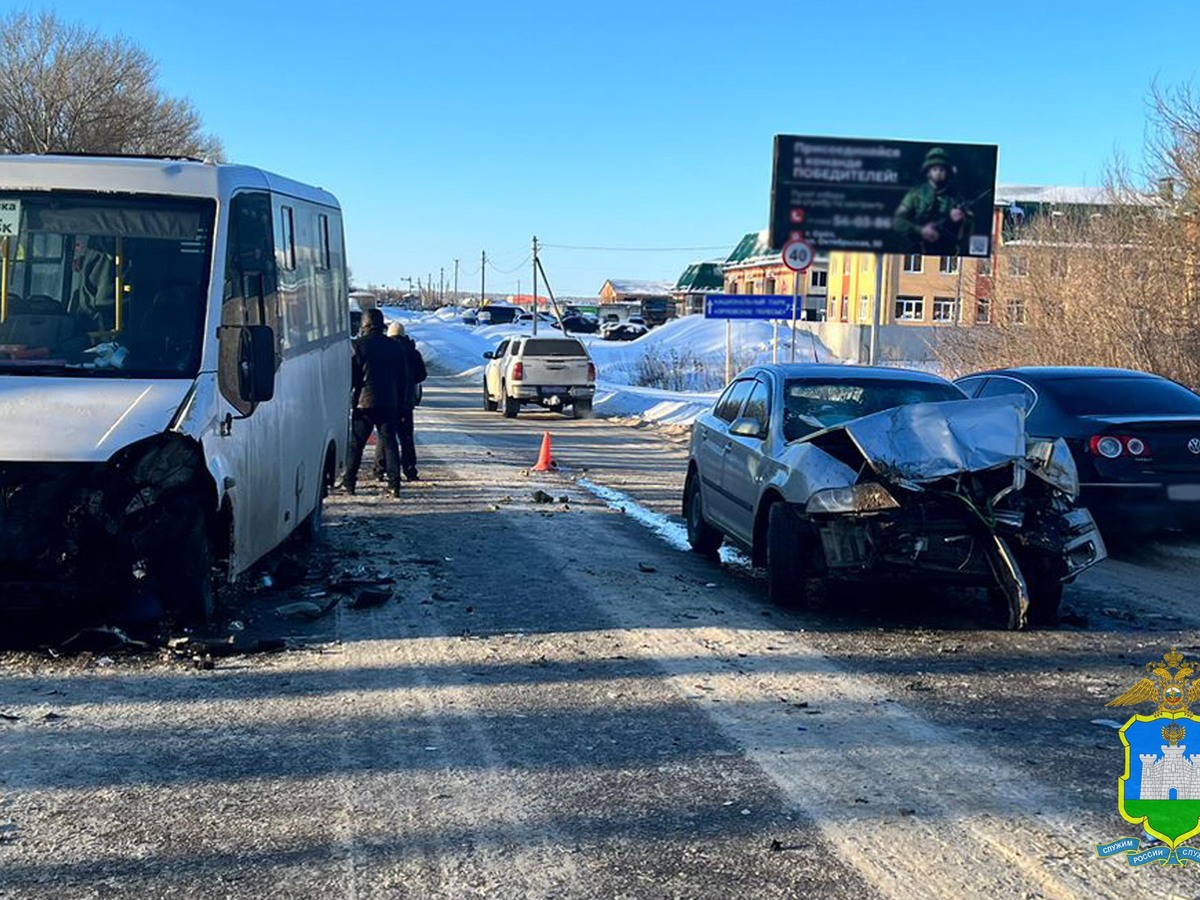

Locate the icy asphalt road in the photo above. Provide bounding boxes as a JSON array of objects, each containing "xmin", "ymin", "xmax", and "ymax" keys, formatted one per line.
[{"xmin": 2, "ymin": 374, "xmax": 1199, "ymax": 898}]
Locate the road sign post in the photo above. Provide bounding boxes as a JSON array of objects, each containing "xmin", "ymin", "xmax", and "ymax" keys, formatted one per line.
[{"xmin": 781, "ymin": 240, "xmax": 813, "ymax": 363}]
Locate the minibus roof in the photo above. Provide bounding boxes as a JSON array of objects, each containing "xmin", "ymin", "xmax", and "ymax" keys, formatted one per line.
[{"xmin": 0, "ymin": 154, "xmax": 340, "ymax": 208}]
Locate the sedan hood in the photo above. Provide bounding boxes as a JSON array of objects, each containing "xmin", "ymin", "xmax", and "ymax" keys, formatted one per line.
[
  {"xmin": 819, "ymin": 396, "xmax": 1026, "ymax": 484},
  {"xmin": 0, "ymin": 377, "xmax": 193, "ymax": 462}
]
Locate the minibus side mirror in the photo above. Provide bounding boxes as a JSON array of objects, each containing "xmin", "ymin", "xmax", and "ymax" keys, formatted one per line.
[
  {"xmin": 239, "ymin": 324, "xmax": 276, "ymax": 402},
  {"xmin": 219, "ymin": 324, "xmax": 275, "ymax": 408}
]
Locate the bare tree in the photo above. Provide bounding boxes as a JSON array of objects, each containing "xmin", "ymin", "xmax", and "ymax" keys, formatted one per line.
[
  {"xmin": 0, "ymin": 11, "xmax": 223, "ymax": 159},
  {"xmin": 937, "ymin": 83, "xmax": 1200, "ymax": 386}
]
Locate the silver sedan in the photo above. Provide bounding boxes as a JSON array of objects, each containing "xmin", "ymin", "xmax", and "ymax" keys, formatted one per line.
[{"xmin": 682, "ymin": 364, "xmax": 1106, "ymax": 629}]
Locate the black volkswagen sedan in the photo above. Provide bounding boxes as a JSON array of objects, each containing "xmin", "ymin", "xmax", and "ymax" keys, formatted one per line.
[{"xmin": 955, "ymin": 367, "xmax": 1200, "ymax": 534}]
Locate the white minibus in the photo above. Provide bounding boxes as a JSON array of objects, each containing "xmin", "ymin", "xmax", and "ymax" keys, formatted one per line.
[{"xmin": 0, "ymin": 155, "xmax": 351, "ymax": 620}]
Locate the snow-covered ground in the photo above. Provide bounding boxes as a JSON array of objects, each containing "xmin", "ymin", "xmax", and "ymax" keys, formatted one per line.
[{"xmin": 386, "ymin": 307, "xmax": 841, "ymax": 426}]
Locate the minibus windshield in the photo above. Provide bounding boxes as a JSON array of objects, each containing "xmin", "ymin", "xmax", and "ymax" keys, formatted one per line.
[{"xmin": 0, "ymin": 192, "xmax": 216, "ymax": 377}]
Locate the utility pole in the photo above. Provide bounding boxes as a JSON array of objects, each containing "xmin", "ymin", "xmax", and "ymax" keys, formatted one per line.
[
  {"xmin": 532, "ymin": 235, "xmax": 539, "ymax": 336},
  {"xmin": 481, "ymin": 250, "xmax": 486, "ymax": 307},
  {"xmin": 453, "ymin": 258, "xmax": 459, "ymax": 304},
  {"xmin": 439, "ymin": 267, "xmax": 444, "ymax": 306}
]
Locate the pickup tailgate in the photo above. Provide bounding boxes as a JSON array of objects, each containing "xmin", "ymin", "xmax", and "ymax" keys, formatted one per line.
[
  {"xmin": 521, "ymin": 355, "xmax": 591, "ymax": 385},
  {"xmin": 518, "ymin": 338, "xmax": 593, "ymax": 385}
]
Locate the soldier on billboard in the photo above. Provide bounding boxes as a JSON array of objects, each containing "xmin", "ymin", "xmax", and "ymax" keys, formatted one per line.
[{"xmin": 894, "ymin": 147, "xmax": 974, "ymax": 256}]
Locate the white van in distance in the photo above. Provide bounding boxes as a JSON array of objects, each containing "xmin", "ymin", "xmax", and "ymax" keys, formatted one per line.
[{"xmin": 0, "ymin": 155, "xmax": 351, "ymax": 621}]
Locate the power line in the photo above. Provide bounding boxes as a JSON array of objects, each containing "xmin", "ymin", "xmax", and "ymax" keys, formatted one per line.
[
  {"xmin": 486, "ymin": 253, "xmax": 531, "ymax": 274},
  {"xmin": 540, "ymin": 242, "xmax": 732, "ymax": 252}
]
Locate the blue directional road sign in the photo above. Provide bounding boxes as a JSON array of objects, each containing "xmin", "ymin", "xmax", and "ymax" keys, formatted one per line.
[{"xmin": 704, "ymin": 294, "xmax": 796, "ymax": 320}]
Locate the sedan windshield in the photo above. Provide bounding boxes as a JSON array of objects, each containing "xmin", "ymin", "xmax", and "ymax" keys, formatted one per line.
[
  {"xmin": 784, "ymin": 376, "xmax": 965, "ymax": 441},
  {"xmin": 0, "ymin": 192, "xmax": 215, "ymax": 377}
]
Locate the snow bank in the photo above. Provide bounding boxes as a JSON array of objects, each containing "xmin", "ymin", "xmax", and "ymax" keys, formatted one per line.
[{"xmin": 400, "ymin": 311, "xmax": 842, "ymax": 426}]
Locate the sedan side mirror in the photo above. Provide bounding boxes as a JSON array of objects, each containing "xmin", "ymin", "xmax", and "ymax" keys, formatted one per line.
[
  {"xmin": 482, "ymin": 351, "xmax": 494, "ymax": 359},
  {"xmin": 729, "ymin": 416, "xmax": 765, "ymax": 439}
]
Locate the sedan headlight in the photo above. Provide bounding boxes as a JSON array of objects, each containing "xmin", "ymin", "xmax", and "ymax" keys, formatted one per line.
[
  {"xmin": 806, "ymin": 483, "xmax": 900, "ymax": 514},
  {"xmin": 1026, "ymin": 438, "xmax": 1080, "ymax": 498}
]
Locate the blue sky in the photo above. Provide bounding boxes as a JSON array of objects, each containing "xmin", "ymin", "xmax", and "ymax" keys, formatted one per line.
[{"xmin": 33, "ymin": 0, "xmax": 1200, "ymax": 296}]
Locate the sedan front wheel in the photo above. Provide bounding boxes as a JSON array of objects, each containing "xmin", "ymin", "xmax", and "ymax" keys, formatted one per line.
[{"xmin": 767, "ymin": 503, "xmax": 809, "ymax": 608}]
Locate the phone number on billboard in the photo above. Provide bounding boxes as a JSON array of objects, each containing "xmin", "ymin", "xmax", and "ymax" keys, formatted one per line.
[{"xmin": 832, "ymin": 215, "xmax": 895, "ymax": 230}]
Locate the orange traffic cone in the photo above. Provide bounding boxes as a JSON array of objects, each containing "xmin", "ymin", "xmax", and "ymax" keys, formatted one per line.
[{"xmin": 531, "ymin": 432, "xmax": 556, "ymax": 471}]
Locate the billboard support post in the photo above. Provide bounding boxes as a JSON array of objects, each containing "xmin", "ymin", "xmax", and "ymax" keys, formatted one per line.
[
  {"xmin": 780, "ymin": 240, "xmax": 813, "ymax": 364},
  {"xmin": 869, "ymin": 253, "xmax": 883, "ymax": 365},
  {"xmin": 772, "ymin": 320, "xmax": 779, "ymax": 364}
]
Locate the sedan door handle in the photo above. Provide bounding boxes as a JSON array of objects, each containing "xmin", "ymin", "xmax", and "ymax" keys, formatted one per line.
[{"xmin": 722, "ymin": 443, "xmax": 732, "ymax": 454}]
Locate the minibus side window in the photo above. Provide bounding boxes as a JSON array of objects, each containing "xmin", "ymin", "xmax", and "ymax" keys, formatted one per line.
[{"xmin": 220, "ymin": 191, "xmax": 278, "ymax": 412}]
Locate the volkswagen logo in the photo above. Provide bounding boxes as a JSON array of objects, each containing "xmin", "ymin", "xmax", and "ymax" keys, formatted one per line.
[{"xmin": 1189, "ymin": 438, "xmax": 1200, "ymax": 455}]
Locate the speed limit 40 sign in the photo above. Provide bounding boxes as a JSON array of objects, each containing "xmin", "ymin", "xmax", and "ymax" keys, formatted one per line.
[{"xmin": 781, "ymin": 238, "xmax": 814, "ymax": 272}]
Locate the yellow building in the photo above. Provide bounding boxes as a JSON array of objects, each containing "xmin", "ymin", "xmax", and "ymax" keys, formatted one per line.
[{"xmin": 825, "ymin": 251, "xmax": 992, "ymax": 327}]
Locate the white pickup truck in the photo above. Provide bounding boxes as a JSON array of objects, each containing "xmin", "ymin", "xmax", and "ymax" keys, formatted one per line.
[{"xmin": 482, "ymin": 335, "xmax": 596, "ymax": 418}]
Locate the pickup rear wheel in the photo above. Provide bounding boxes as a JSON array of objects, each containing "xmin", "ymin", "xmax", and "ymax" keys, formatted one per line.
[
  {"xmin": 572, "ymin": 399, "xmax": 593, "ymax": 419},
  {"xmin": 483, "ymin": 380, "xmax": 498, "ymax": 411},
  {"xmin": 501, "ymin": 384, "xmax": 519, "ymax": 418},
  {"xmin": 684, "ymin": 473, "xmax": 722, "ymax": 559},
  {"xmin": 766, "ymin": 503, "xmax": 809, "ymax": 609}
]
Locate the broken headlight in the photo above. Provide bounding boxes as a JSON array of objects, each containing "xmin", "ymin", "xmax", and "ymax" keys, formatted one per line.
[
  {"xmin": 1025, "ymin": 438, "xmax": 1080, "ymax": 498},
  {"xmin": 806, "ymin": 482, "xmax": 900, "ymax": 514}
]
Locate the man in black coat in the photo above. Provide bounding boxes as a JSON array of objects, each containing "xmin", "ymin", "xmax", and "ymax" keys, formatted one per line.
[
  {"xmin": 374, "ymin": 321, "xmax": 427, "ymax": 482},
  {"xmin": 344, "ymin": 308, "xmax": 408, "ymax": 497}
]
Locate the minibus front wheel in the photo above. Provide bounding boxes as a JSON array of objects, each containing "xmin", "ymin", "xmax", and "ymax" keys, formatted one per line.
[{"xmin": 163, "ymin": 508, "xmax": 216, "ymax": 623}]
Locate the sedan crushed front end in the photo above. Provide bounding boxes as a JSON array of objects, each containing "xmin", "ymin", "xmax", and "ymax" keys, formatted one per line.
[
  {"xmin": 787, "ymin": 397, "xmax": 1104, "ymax": 627},
  {"xmin": 683, "ymin": 365, "xmax": 1107, "ymax": 629}
]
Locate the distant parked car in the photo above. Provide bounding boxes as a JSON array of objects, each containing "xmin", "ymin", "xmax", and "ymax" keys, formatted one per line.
[
  {"xmin": 955, "ymin": 366, "xmax": 1200, "ymax": 536},
  {"xmin": 515, "ymin": 311, "xmax": 560, "ymax": 329},
  {"xmin": 478, "ymin": 305, "xmax": 522, "ymax": 325},
  {"xmin": 601, "ymin": 322, "xmax": 648, "ymax": 341},
  {"xmin": 560, "ymin": 314, "xmax": 599, "ymax": 334},
  {"xmin": 462, "ymin": 310, "xmax": 479, "ymax": 326},
  {"xmin": 684, "ymin": 364, "xmax": 1107, "ymax": 628}
]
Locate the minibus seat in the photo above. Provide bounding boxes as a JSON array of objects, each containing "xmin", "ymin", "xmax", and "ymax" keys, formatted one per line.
[
  {"xmin": 11, "ymin": 294, "xmax": 64, "ymax": 315},
  {"xmin": 0, "ymin": 312, "xmax": 76, "ymax": 353},
  {"xmin": 130, "ymin": 284, "xmax": 202, "ymax": 367}
]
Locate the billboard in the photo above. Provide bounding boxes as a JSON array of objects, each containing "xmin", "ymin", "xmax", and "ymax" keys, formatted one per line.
[{"xmin": 769, "ymin": 136, "xmax": 998, "ymax": 258}]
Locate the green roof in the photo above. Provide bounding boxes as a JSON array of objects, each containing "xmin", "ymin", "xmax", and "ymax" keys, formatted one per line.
[
  {"xmin": 724, "ymin": 230, "xmax": 772, "ymax": 265},
  {"xmin": 674, "ymin": 262, "xmax": 724, "ymax": 292}
]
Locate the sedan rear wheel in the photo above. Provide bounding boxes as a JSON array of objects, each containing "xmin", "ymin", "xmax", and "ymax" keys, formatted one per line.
[
  {"xmin": 767, "ymin": 502, "xmax": 809, "ymax": 608},
  {"xmin": 684, "ymin": 474, "xmax": 722, "ymax": 559}
]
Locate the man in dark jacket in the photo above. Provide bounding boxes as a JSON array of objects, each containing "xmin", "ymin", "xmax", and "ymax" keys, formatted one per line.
[
  {"xmin": 375, "ymin": 321, "xmax": 427, "ymax": 482},
  {"xmin": 344, "ymin": 308, "xmax": 408, "ymax": 497}
]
